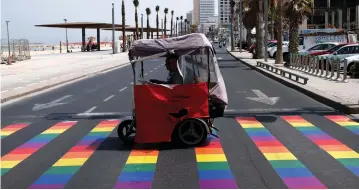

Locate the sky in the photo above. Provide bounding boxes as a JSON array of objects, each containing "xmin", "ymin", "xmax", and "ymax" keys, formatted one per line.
[{"xmin": 1, "ymin": 0, "xmax": 218, "ymax": 44}]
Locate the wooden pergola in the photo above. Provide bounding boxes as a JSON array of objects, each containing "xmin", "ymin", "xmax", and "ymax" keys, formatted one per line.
[
  {"xmin": 103, "ymin": 26, "xmax": 171, "ymax": 39},
  {"xmin": 35, "ymin": 22, "xmax": 129, "ymax": 51}
]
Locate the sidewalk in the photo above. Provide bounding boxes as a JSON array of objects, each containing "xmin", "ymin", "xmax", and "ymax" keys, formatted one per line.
[
  {"xmin": 1, "ymin": 50, "xmax": 130, "ymax": 103},
  {"xmin": 226, "ymin": 47, "xmax": 359, "ymax": 114}
]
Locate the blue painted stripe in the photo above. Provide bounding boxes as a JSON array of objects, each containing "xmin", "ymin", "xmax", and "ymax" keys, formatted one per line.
[
  {"xmin": 117, "ymin": 171, "xmax": 155, "ymax": 182},
  {"xmin": 198, "ymin": 170, "xmax": 234, "ymax": 180},
  {"xmin": 348, "ymin": 166, "xmax": 359, "ymax": 176},
  {"xmin": 275, "ymin": 168, "xmax": 314, "ymax": 178},
  {"xmin": 32, "ymin": 174, "xmax": 73, "ymax": 184}
]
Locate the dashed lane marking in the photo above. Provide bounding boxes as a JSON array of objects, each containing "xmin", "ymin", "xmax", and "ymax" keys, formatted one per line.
[
  {"xmin": 103, "ymin": 95, "xmax": 115, "ymax": 102},
  {"xmin": 119, "ymin": 87, "xmax": 127, "ymax": 92},
  {"xmin": 84, "ymin": 106, "xmax": 97, "ymax": 113}
]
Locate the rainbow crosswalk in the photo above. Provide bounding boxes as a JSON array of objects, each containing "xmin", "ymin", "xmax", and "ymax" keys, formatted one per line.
[{"xmin": 1, "ymin": 114, "xmax": 359, "ymax": 188}]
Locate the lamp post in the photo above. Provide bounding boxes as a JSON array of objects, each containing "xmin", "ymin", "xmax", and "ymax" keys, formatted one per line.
[
  {"xmin": 112, "ymin": 2, "xmax": 115, "ymax": 54},
  {"xmin": 6, "ymin": 21, "xmax": 11, "ymax": 65},
  {"xmin": 161, "ymin": 19, "xmax": 163, "ymax": 38},
  {"xmin": 141, "ymin": 14, "xmax": 144, "ymax": 39},
  {"xmin": 63, "ymin": 19, "xmax": 69, "ymax": 53}
]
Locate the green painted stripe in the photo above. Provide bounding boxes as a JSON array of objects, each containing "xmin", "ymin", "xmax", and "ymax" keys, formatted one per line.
[
  {"xmin": 295, "ymin": 127, "xmax": 318, "ymax": 131},
  {"xmin": 270, "ymin": 160, "xmax": 304, "ymax": 168},
  {"xmin": 338, "ymin": 158, "xmax": 359, "ymax": 167},
  {"xmin": 344, "ymin": 126, "xmax": 359, "ymax": 130},
  {"xmin": 45, "ymin": 166, "xmax": 80, "ymax": 174},
  {"xmin": 197, "ymin": 162, "xmax": 230, "ymax": 170},
  {"xmin": 36, "ymin": 133, "xmax": 59, "ymax": 139},
  {"xmin": 1, "ymin": 168, "xmax": 10, "ymax": 175},
  {"xmin": 243, "ymin": 128, "xmax": 267, "ymax": 132},
  {"xmin": 122, "ymin": 163, "xmax": 156, "ymax": 172},
  {"xmin": 88, "ymin": 132, "xmax": 111, "ymax": 136}
]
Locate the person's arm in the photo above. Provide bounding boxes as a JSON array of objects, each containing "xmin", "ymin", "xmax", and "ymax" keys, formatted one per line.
[{"xmin": 149, "ymin": 79, "xmax": 167, "ymax": 84}]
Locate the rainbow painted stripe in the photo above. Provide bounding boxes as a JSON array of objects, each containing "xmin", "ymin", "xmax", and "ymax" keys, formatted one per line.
[
  {"xmin": 1, "ymin": 123, "xmax": 30, "ymax": 139},
  {"xmin": 282, "ymin": 116, "xmax": 359, "ymax": 176},
  {"xmin": 195, "ymin": 131, "xmax": 238, "ymax": 189},
  {"xmin": 236, "ymin": 117, "xmax": 326, "ymax": 189},
  {"xmin": 325, "ymin": 115, "xmax": 359, "ymax": 135},
  {"xmin": 114, "ymin": 146, "xmax": 159, "ymax": 189},
  {"xmin": 1, "ymin": 121, "xmax": 77, "ymax": 176},
  {"xmin": 29, "ymin": 120, "xmax": 120, "ymax": 189}
]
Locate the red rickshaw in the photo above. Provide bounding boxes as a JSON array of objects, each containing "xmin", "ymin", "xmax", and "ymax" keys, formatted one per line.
[{"xmin": 117, "ymin": 33, "xmax": 228, "ymax": 147}]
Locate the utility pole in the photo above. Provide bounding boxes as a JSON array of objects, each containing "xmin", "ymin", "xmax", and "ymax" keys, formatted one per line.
[
  {"xmin": 6, "ymin": 21, "xmax": 11, "ymax": 65},
  {"xmin": 264, "ymin": 0, "xmax": 268, "ymax": 62},
  {"xmin": 161, "ymin": 19, "xmax": 163, "ymax": 38},
  {"xmin": 112, "ymin": 2, "xmax": 115, "ymax": 54},
  {"xmin": 141, "ymin": 14, "xmax": 144, "ymax": 39},
  {"xmin": 63, "ymin": 19, "xmax": 69, "ymax": 53}
]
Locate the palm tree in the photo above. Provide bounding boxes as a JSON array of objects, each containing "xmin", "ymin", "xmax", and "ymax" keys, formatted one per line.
[
  {"xmin": 133, "ymin": 0, "xmax": 139, "ymax": 40},
  {"xmin": 275, "ymin": 0, "xmax": 284, "ymax": 64},
  {"xmin": 164, "ymin": 8, "xmax": 169, "ymax": 37},
  {"xmin": 121, "ymin": 0, "xmax": 126, "ymax": 52},
  {"xmin": 146, "ymin": 8, "xmax": 151, "ymax": 39},
  {"xmin": 187, "ymin": 21, "xmax": 190, "ymax": 34},
  {"xmin": 254, "ymin": 0, "xmax": 264, "ymax": 59},
  {"xmin": 170, "ymin": 10, "xmax": 174, "ymax": 37},
  {"xmin": 180, "ymin": 16, "xmax": 183, "ymax": 35},
  {"xmin": 156, "ymin": 6, "xmax": 160, "ymax": 39},
  {"xmin": 284, "ymin": 0, "xmax": 312, "ymax": 54},
  {"xmin": 184, "ymin": 19, "xmax": 188, "ymax": 34},
  {"xmin": 176, "ymin": 17, "xmax": 179, "ymax": 36},
  {"xmin": 230, "ymin": 0, "xmax": 235, "ymax": 51}
]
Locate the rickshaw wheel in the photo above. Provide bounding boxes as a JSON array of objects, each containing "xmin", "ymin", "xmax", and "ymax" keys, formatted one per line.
[
  {"xmin": 173, "ymin": 118, "xmax": 208, "ymax": 147},
  {"xmin": 117, "ymin": 120, "xmax": 136, "ymax": 145}
]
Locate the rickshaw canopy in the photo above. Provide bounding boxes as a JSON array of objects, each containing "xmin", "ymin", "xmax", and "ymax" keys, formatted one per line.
[{"xmin": 129, "ymin": 33, "xmax": 214, "ymax": 57}]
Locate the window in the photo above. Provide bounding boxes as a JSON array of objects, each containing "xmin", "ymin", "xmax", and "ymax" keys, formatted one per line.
[
  {"xmin": 309, "ymin": 44, "xmax": 323, "ymax": 51},
  {"xmin": 337, "ymin": 46, "xmax": 355, "ymax": 54}
]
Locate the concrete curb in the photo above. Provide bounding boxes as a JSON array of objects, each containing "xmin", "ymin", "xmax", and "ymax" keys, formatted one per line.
[
  {"xmin": 226, "ymin": 49, "xmax": 359, "ymax": 114},
  {"xmin": 1, "ymin": 62, "xmax": 131, "ymax": 103}
]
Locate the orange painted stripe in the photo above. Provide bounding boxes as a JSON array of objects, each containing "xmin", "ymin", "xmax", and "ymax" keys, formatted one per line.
[
  {"xmin": 62, "ymin": 152, "xmax": 94, "ymax": 158},
  {"xmin": 195, "ymin": 148, "xmax": 225, "ymax": 154},
  {"xmin": 1, "ymin": 154, "xmax": 31, "ymax": 160},
  {"xmin": 129, "ymin": 150, "xmax": 159, "ymax": 156},
  {"xmin": 321, "ymin": 145, "xmax": 352, "ymax": 151}
]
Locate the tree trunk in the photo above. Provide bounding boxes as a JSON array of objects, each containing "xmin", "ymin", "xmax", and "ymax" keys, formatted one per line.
[
  {"xmin": 135, "ymin": 8, "xmax": 139, "ymax": 40},
  {"xmin": 171, "ymin": 16, "xmax": 173, "ymax": 37},
  {"xmin": 246, "ymin": 28, "xmax": 252, "ymax": 47},
  {"xmin": 180, "ymin": 22, "xmax": 182, "ymax": 35},
  {"xmin": 288, "ymin": 20, "xmax": 299, "ymax": 53},
  {"xmin": 121, "ymin": 0, "xmax": 126, "ymax": 52},
  {"xmin": 175, "ymin": 22, "xmax": 178, "ymax": 36},
  {"xmin": 164, "ymin": 16, "xmax": 167, "ymax": 37},
  {"xmin": 275, "ymin": 0, "xmax": 284, "ymax": 64},
  {"xmin": 255, "ymin": 0, "xmax": 265, "ymax": 59},
  {"xmin": 147, "ymin": 17, "xmax": 150, "ymax": 39}
]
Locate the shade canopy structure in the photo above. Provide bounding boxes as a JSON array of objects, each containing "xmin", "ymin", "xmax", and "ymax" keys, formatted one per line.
[{"xmin": 35, "ymin": 22, "xmax": 130, "ymax": 51}]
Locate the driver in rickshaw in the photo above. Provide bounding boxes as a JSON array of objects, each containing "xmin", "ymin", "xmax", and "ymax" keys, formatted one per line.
[{"xmin": 149, "ymin": 54, "xmax": 184, "ymax": 84}]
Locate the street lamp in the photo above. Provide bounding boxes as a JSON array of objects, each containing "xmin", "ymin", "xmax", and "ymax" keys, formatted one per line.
[
  {"xmin": 63, "ymin": 18, "xmax": 69, "ymax": 53},
  {"xmin": 141, "ymin": 14, "xmax": 144, "ymax": 39},
  {"xmin": 161, "ymin": 19, "xmax": 163, "ymax": 38},
  {"xmin": 112, "ymin": 1, "xmax": 115, "ymax": 54},
  {"xmin": 6, "ymin": 21, "xmax": 11, "ymax": 65}
]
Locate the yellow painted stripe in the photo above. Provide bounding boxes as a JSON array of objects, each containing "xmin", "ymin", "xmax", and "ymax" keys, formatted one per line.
[
  {"xmin": 91, "ymin": 127, "xmax": 115, "ymax": 132},
  {"xmin": 41, "ymin": 129, "xmax": 67, "ymax": 134},
  {"xmin": 327, "ymin": 151, "xmax": 359, "ymax": 159},
  {"xmin": 1, "ymin": 131, "xmax": 13, "ymax": 136},
  {"xmin": 1, "ymin": 160, "xmax": 22, "ymax": 168},
  {"xmin": 53, "ymin": 158, "xmax": 88, "ymax": 166},
  {"xmin": 196, "ymin": 154, "xmax": 227, "ymax": 162},
  {"xmin": 289, "ymin": 123, "xmax": 314, "ymax": 127},
  {"xmin": 126, "ymin": 156, "xmax": 158, "ymax": 164},
  {"xmin": 335, "ymin": 121, "xmax": 358, "ymax": 126},
  {"xmin": 263, "ymin": 152, "xmax": 297, "ymax": 160},
  {"xmin": 240, "ymin": 124, "xmax": 264, "ymax": 128}
]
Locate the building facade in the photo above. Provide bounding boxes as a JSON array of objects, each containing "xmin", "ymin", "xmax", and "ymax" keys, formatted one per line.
[
  {"xmin": 218, "ymin": 0, "xmax": 231, "ymax": 28},
  {"xmin": 193, "ymin": 0, "xmax": 200, "ymax": 25},
  {"xmin": 186, "ymin": 11, "xmax": 193, "ymax": 26},
  {"xmin": 193, "ymin": 0, "xmax": 215, "ymax": 25}
]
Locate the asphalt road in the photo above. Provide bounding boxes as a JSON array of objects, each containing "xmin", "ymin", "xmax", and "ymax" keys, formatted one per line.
[{"xmin": 1, "ymin": 45, "xmax": 359, "ymax": 189}]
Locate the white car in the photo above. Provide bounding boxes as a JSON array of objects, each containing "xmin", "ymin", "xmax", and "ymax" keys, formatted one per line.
[
  {"xmin": 341, "ymin": 54, "xmax": 359, "ymax": 73},
  {"xmin": 268, "ymin": 41, "xmax": 289, "ymax": 58},
  {"xmin": 298, "ymin": 42, "xmax": 339, "ymax": 55}
]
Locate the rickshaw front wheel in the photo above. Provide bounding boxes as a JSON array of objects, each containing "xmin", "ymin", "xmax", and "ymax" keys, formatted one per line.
[
  {"xmin": 173, "ymin": 118, "xmax": 208, "ymax": 147},
  {"xmin": 117, "ymin": 119, "xmax": 136, "ymax": 145}
]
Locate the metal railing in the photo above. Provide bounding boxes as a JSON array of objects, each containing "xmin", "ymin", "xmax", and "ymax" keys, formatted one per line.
[
  {"xmin": 1, "ymin": 39, "xmax": 31, "ymax": 64},
  {"xmin": 289, "ymin": 53, "xmax": 349, "ymax": 83},
  {"xmin": 257, "ymin": 61, "xmax": 309, "ymax": 85}
]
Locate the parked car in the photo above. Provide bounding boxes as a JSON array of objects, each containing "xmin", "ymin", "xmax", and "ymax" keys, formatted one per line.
[
  {"xmin": 299, "ymin": 42, "xmax": 339, "ymax": 55},
  {"xmin": 268, "ymin": 41, "xmax": 289, "ymax": 58},
  {"xmin": 341, "ymin": 54, "xmax": 359, "ymax": 73},
  {"xmin": 309, "ymin": 43, "xmax": 355, "ymax": 56},
  {"xmin": 249, "ymin": 40, "xmax": 277, "ymax": 54},
  {"xmin": 318, "ymin": 43, "xmax": 359, "ymax": 70}
]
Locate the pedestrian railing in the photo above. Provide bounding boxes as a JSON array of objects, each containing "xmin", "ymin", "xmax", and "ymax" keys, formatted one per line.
[
  {"xmin": 289, "ymin": 53, "xmax": 349, "ymax": 83},
  {"xmin": 256, "ymin": 61, "xmax": 309, "ymax": 85}
]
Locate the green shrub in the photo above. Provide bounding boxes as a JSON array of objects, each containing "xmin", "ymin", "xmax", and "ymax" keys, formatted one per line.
[{"xmin": 350, "ymin": 61, "xmax": 359, "ymax": 78}]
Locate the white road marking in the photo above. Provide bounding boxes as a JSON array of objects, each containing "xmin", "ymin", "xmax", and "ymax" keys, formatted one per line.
[
  {"xmin": 27, "ymin": 83, "xmax": 37, "ymax": 86},
  {"xmin": 144, "ymin": 73, "xmax": 148, "ymax": 76},
  {"xmin": 119, "ymin": 87, "xmax": 127, "ymax": 92},
  {"xmin": 103, "ymin": 95, "xmax": 115, "ymax": 102},
  {"xmin": 1, "ymin": 90, "xmax": 9, "ymax": 93},
  {"xmin": 14, "ymin": 87, "xmax": 23, "ymax": 90},
  {"xmin": 150, "ymin": 70, "xmax": 153, "ymax": 73},
  {"xmin": 130, "ymin": 82, "xmax": 134, "ymax": 85},
  {"xmin": 84, "ymin": 106, "xmax": 97, "ymax": 113}
]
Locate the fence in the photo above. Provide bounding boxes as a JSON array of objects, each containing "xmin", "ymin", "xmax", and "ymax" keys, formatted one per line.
[
  {"xmin": 289, "ymin": 53, "xmax": 351, "ymax": 82},
  {"xmin": 1, "ymin": 39, "xmax": 31, "ymax": 64}
]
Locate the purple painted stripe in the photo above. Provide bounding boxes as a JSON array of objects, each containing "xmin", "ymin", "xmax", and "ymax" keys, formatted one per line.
[
  {"xmin": 114, "ymin": 181, "xmax": 152, "ymax": 189},
  {"xmin": 283, "ymin": 177, "xmax": 327, "ymax": 189},
  {"xmin": 29, "ymin": 184, "xmax": 65, "ymax": 189},
  {"xmin": 307, "ymin": 134, "xmax": 332, "ymax": 140},
  {"xmin": 200, "ymin": 179, "xmax": 238, "ymax": 189},
  {"xmin": 19, "ymin": 142, "xmax": 47, "ymax": 149},
  {"xmin": 251, "ymin": 135, "xmax": 276, "ymax": 141}
]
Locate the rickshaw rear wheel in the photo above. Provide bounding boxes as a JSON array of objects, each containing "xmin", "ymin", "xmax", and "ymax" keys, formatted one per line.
[
  {"xmin": 117, "ymin": 119, "xmax": 136, "ymax": 145},
  {"xmin": 172, "ymin": 118, "xmax": 208, "ymax": 147}
]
